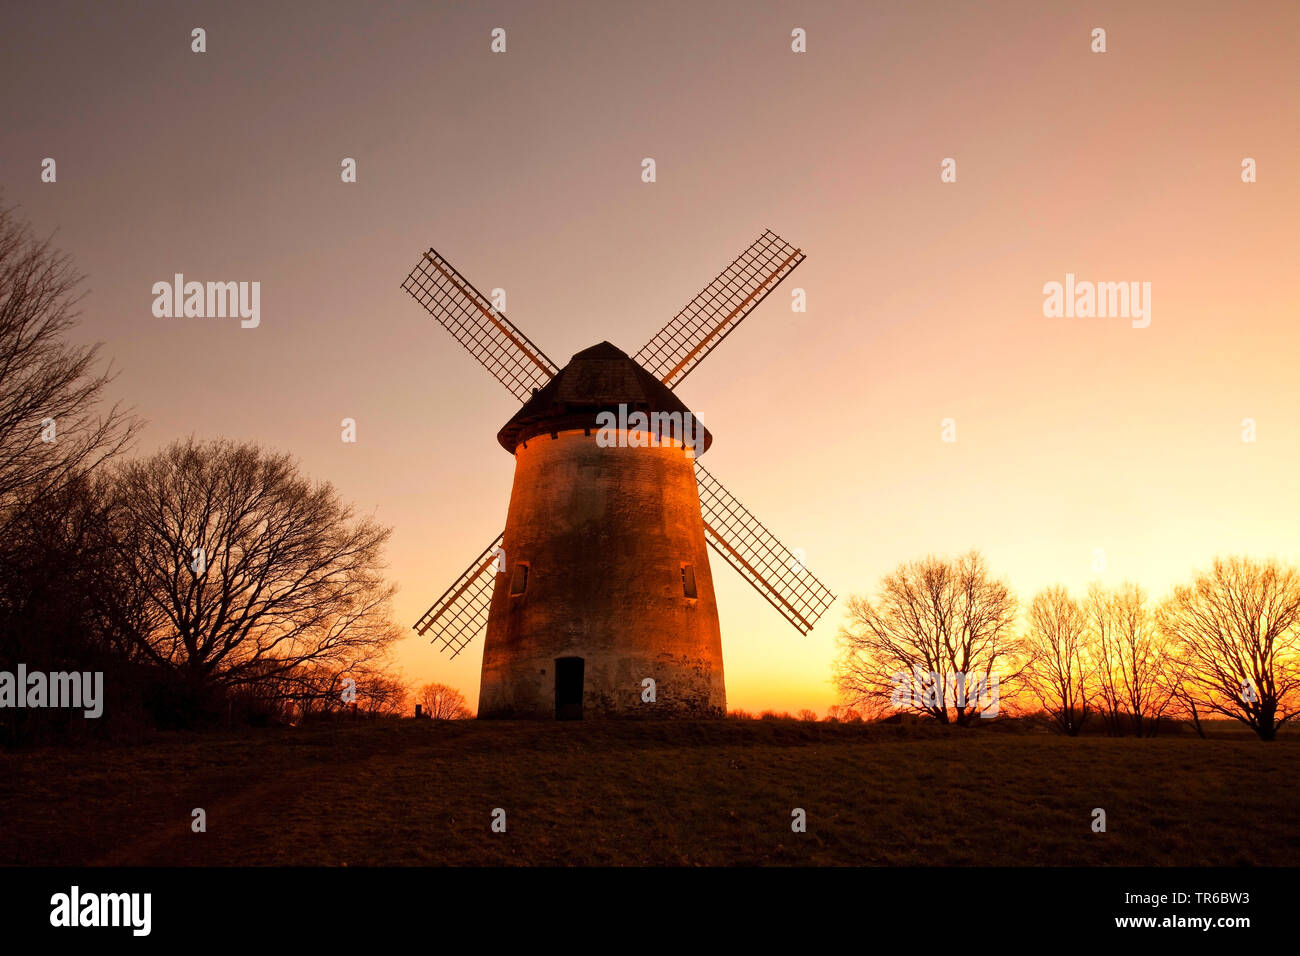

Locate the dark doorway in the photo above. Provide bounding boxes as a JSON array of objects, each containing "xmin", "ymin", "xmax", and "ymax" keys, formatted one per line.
[{"xmin": 555, "ymin": 657, "xmax": 584, "ymax": 720}]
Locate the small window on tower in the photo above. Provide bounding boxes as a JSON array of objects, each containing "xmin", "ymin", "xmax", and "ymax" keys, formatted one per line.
[
  {"xmin": 511, "ymin": 563, "xmax": 529, "ymax": 595},
  {"xmin": 681, "ymin": 564, "xmax": 697, "ymax": 599}
]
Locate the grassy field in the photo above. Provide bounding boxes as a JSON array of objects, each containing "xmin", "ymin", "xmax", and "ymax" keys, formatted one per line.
[{"xmin": 1, "ymin": 718, "xmax": 1295, "ymax": 866}]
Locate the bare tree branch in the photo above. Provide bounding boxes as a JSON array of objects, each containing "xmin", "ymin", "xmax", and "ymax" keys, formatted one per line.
[
  {"xmin": 1022, "ymin": 585, "xmax": 1091, "ymax": 735},
  {"xmin": 106, "ymin": 438, "xmax": 403, "ymax": 706},
  {"xmin": 833, "ymin": 551, "xmax": 1023, "ymax": 725},
  {"xmin": 0, "ymin": 199, "xmax": 138, "ymax": 536},
  {"xmin": 1157, "ymin": 556, "xmax": 1300, "ymax": 741}
]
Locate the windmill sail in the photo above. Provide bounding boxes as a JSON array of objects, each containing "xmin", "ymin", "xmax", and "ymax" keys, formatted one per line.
[
  {"xmin": 414, "ymin": 532, "xmax": 506, "ymax": 658},
  {"xmin": 402, "ymin": 247, "xmax": 559, "ymax": 402},
  {"xmin": 635, "ymin": 229, "xmax": 805, "ymax": 389},
  {"xmin": 695, "ymin": 463, "xmax": 835, "ymax": 635}
]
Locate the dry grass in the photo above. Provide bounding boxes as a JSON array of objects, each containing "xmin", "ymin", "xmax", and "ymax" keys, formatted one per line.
[{"xmin": 1, "ymin": 718, "xmax": 1294, "ymax": 866}]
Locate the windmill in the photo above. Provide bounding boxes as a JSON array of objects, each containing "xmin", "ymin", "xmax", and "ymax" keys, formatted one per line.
[{"xmin": 403, "ymin": 229, "xmax": 835, "ymax": 718}]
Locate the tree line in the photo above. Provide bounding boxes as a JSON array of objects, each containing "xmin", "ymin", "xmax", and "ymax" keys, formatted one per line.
[
  {"xmin": 834, "ymin": 551, "xmax": 1300, "ymax": 740},
  {"xmin": 0, "ymin": 201, "xmax": 413, "ymax": 745}
]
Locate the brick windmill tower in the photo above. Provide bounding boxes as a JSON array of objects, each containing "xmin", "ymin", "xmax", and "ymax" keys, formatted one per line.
[{"xmin": 403, "ymin": 230, "xmax": 835, "ymax": 719}]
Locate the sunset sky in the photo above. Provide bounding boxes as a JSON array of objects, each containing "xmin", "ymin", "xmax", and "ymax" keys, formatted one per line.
[{"xmin": 2, "ymin": 0, "xmax": 1297, "ymax": 714}]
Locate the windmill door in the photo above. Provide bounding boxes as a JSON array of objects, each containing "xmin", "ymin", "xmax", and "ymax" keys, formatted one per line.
[{"xmin": 555, "ymin": 657, "xmax": 584, "ymax": 720}]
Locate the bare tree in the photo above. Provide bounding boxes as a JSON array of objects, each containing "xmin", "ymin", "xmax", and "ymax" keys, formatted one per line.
[
  {"xmin": 1084, "ymin": 585, "xmax": 1125, "ymax": 734},
  {"xmin": 106, "ymin": 438, "xmax": 402, "ymax": 714},
  {"xmin": 1157, "ymin": 557, "xmax": 1300, "ymax": 741},
  {"xmin": 419, "ymin": 682, "xmax": 472, "ymax": 719},
  {"xmin": 1022, "ymin": 586, "xmax": 1091, "ymax": 735},
  {"xmin": 834, "ymin": 551, "xmax": 1023, "ymax": 725},
  {"xmin": 276, "ymin": 661, "xmax": 409, "ymax": 719},
  {"xmin": 0, "ymin": 471, "xmax": 138, "ymax": 744},
  {"xmin": 1086, "ymin": 583, "xmax": 1177, "ymax": 736},
  {"xmin": 0, "ymin": 201, "xmax": 136, "ymax": 537},
  {"xmin": 359, "ymin": 673, "xmax": 409, "ymax": 716},
  {"xmin": 1163, "ymin": 650, "xmax": 1207, "ymax": 738},
  {"xmin": 325, "ymin": 663, "xmax": 410, "ymax": 718}
]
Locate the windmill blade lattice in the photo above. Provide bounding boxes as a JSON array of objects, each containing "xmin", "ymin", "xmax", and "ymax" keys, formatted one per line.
[
  {"xmin": 695, "ymin": 463, "xmax": 835, "ymax": 635},
  {"xmin": 635, "ymin": 229, "xmax": 805, "ymax": 389},
  {"xmin": 402, "ymin": 247, "xmax": 559, "ymax": 402},
  {"xmin": 415, "ymin": 532, "xmax": 505, "ymax": 658}
]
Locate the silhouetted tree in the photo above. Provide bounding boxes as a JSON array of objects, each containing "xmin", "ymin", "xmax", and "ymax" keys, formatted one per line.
[
  {"xmin": 358, "ymin": 672, "xmax": 408, "ymax": 716},
  {"xmin": 1022, "ymin": 586, "xmax": 1091, "ymax": 735},
  {"xmin": 0, "ymin": 472, "xmax": 145, "ymax": 744},
  {"xmin": 0, "ymin": 203, "xmax": 141, "ymax": 744},
  {"xmin": 834, "ymin": 551, "xmax": 1023, "ymax": 725},
  {"xmin": 1164, "ymin": 653, "xmax": 1207, "ymax": 738},
  {"xmin": 1157, "ymin": 557, "xmax": 1300, "ymax": 741},
  {"xmin": 826, "ymin": 704, "xmax": 863, "ymax": 723},
  {"xmin": 0, "ymin": 200, "xmax": 136, "ymax": 538},
  {"xmin": 105, "ymin": 438, "xmax": 403, "ymax": 724},
  {"xmin": 1086, "ymin": 583, "xmax": 1176, "ymax": 736},
  {"xmin": 244, "ymin": 659, "xmax": 409, "ymax": 722},
  {"xmin": 418, "ymin": 682, "xmax": 472, "ymax": 719}
]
